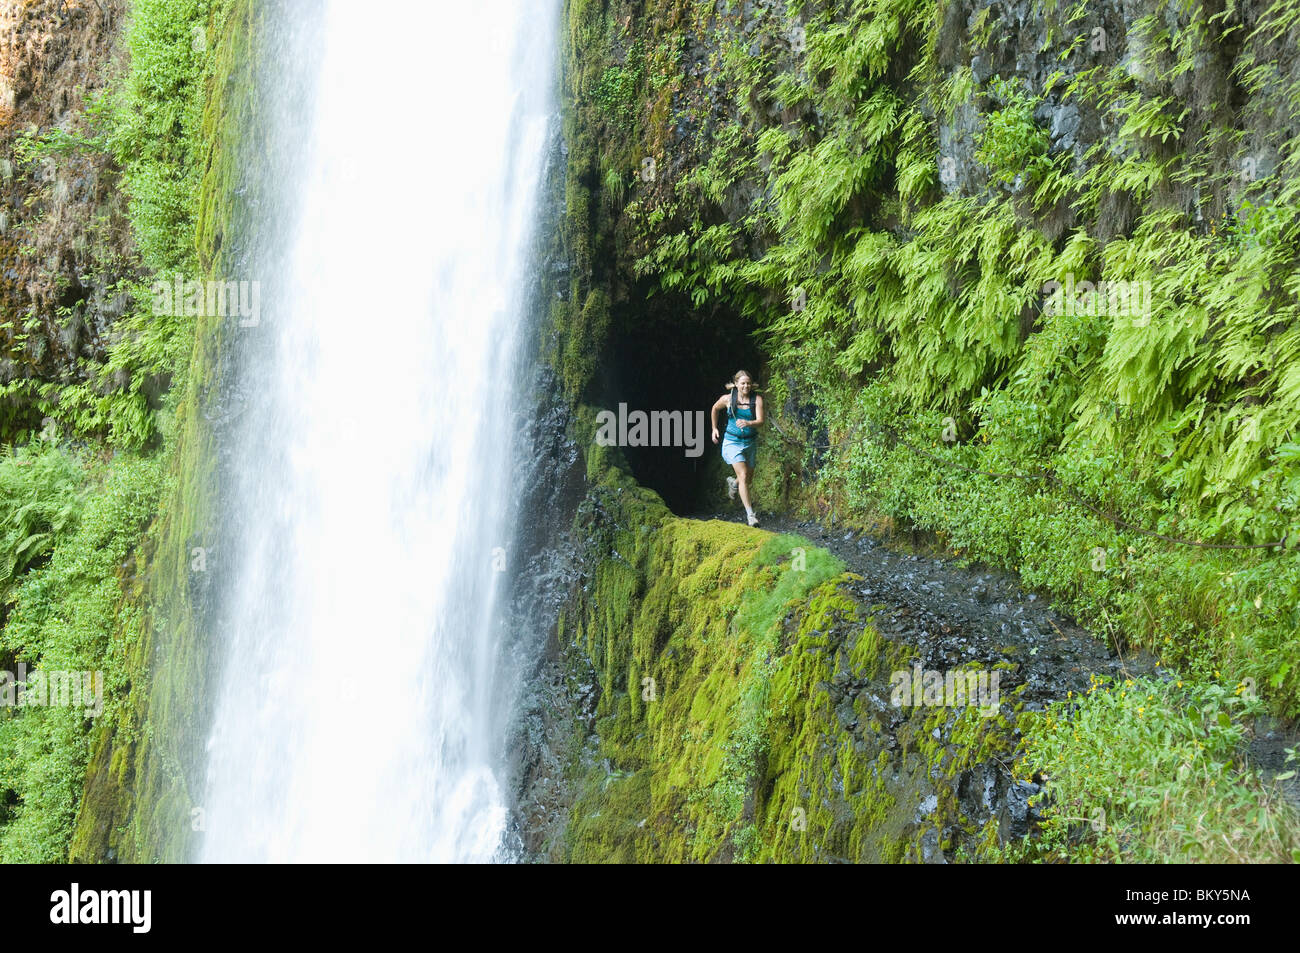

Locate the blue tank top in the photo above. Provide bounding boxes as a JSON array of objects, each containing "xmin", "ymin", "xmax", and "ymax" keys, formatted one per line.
[{"xmin": 726, "ymin": 398, "xmax": 756, "ymax": 441}]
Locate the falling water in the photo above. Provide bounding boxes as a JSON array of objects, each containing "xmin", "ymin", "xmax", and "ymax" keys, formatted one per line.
[{"xmin": 200, "ymin": 0, "xmax": 559, "ymax": 862}]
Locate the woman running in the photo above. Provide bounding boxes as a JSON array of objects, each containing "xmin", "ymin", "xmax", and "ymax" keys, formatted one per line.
[{"xmin": 710, "ymin": 370, "xmax": 764, "ymax": 526}]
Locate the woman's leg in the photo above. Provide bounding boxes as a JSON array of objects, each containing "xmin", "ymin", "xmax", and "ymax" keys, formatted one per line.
[{"xmin": 732, "ymin": 460, "xmax": 754, "ymax": 513}]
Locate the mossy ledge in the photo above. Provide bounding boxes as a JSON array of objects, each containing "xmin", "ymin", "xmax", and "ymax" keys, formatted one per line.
[{"xmin": 542, "ymin": 406, "xmax": 1022, "ymax": 862}]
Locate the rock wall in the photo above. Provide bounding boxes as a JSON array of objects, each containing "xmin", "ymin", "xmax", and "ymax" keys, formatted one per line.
[{"xmin": 0, "ymin": 0, "xmax": 135, "ymax": 437}]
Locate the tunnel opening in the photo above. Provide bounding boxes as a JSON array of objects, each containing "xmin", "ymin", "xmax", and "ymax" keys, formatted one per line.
[{"xmin": 598, "ymin": 281, "xmax": 766, "ymax": 515}]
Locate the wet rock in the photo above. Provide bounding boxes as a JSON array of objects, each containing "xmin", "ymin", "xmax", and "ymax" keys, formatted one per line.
[
  {"xmin": 1004, "ymin": 780, "xmax": 1042, "ymax": 837},
  {"xmin": 919, "ymin": 825, "xmax": 946, "ymax": 864},
  {"xmin": 915, "ymin": 793, "xmax": 939, "ymax": 823}
]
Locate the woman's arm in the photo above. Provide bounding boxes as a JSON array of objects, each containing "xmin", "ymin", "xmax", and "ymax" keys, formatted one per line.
[{"xmin": 710, "ymin": 394, "xmax": 729, "ymax": 443}]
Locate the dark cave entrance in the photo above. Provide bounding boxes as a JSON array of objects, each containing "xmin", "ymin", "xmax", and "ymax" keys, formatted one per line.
[{"xmin": 600, "ymin": 285, "xmax": 765, "ymax": 514}]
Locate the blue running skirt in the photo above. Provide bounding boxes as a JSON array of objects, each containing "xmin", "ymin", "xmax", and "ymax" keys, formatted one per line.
[{"xmin": 721, "ymin": 432, "xmax": 755, "ymax": 467}]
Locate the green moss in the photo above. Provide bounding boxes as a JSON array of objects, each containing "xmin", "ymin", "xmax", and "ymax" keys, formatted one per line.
[{"xmin": 564, "ymin": 765, "xmax": 654, "ymax": 863}]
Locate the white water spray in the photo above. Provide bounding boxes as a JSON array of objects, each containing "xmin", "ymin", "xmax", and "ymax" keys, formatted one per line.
[{"xmin": 200, "ymin": 0, "xmax": 558, "ymax": 862}]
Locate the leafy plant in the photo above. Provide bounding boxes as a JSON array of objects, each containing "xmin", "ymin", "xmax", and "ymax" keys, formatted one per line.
[{"xmin": 976, "ymin": 77, "xmax": 1055, "ymax": 189}]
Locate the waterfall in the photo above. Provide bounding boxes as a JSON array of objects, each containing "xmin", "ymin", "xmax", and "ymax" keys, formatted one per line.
[{"xmin": 199, "ymin": 0, "xmax": 559, "ymax": 862}]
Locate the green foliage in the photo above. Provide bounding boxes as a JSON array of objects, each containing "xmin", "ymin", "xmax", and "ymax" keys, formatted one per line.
[
  {"xmin": 1005, "ymin": 674, "xmax": 1299, "ymax": 863},
  {"xmin": 975, "ymin": 77, "xmax": 1055, "ymax": 188},
  {"xmin": 549, "ymin": 0, "xmax": 1300, "ymax": 865},
  {"xmin": 88, "ymin": 0, "xmax": 216, "ymax": 446},
  {"xmin": 12, "ymin": 128, "xmax": 103, "ymax": 165},
  {"xmin": 593, "ymin": 40, "xmax": 645, "ymax": 131},
  {"xmin": 0, "ymin": 445, "xmax": 84, "ymax": 609},
  {"xmin": 0, "ymin": 451, "xmax": 162, "ymax": 861},
  {"xmin": 100, "ymin": 0, "xmax": 212, "ymax": 271}
]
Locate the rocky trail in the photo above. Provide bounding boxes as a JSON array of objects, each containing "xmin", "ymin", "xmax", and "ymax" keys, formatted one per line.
[{"xmin": 698, "ymin": 508, "xmax": 1159, "ymax": 707}]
